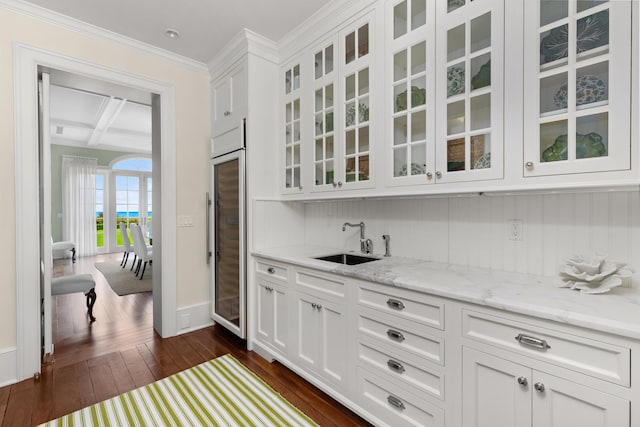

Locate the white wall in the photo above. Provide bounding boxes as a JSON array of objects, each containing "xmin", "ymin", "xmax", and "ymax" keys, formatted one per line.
[
  {"xmin": 256, "ymin": 190, "xmax": 640, "ymax": 280},
  {"xmin": 0, "ymin": 7, "xmax": 210, "ymax": 358}
]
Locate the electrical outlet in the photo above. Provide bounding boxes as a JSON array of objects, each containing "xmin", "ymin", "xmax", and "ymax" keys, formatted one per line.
[{"xmin": 508, "ymin": 219, "xmax": 524, "ymax": 241}]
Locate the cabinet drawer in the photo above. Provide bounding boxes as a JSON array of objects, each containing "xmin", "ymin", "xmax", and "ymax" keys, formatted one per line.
[
  {"xmin": 356, "ymin": 366, "xmax": 444, "ymax": 427},
  {"xmin": 256, "ymin": 261, "xmax": 288, "ymax": 282},
  {"xmin": 462, "ymin": 309, "xmax": 631, "ymax": 386},
  {"xmin": 358, "ymin": 309, "xmax": 444, "ymax": 365},
  {"xmin": 357, "ymin": 281, "xmax": 444, "ymax": 330},
  {"xmin": 358, "ymin": 338, "xmax": 444, "ymax": 400},
  {"xmin": 294, "ymin": 268, "xmax": 345, "ymax": 299}
]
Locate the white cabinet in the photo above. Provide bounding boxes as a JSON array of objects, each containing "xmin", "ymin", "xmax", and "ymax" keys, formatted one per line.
[
  {"xmin": 523, "ymin": 0, "xmax": 631, "ymax": 177},
  {"xmin": 255, "ymin": 261, "xmax": 290, "ymax": 356},
  {"xmin": 291, "ymin": 267, "xmax": 348, "ymax": 391},
  {"xmin": 256, "ymin": 277, "xmax": 289, "ymax": 355},
  {"xmin": 293, "ymin": 290, "xmax": 348, "ymax": 391},
  {"xmin": 354, "ymin": 279, "xmax": 446, "ymax": 426},
  {"xmin": 211, "ymin": 61, "xmax": 247, "ymax": 152},
  {"xmin": 282, "ymin": 60, "xmax": 303, "ymax": 193},
  {"xmin": 463, "ymin": 347, "xmax": 630, "ymax": 427},
  {"xmin": 386, "ymin": 0, "xmax": 434, "ymax": 187},
  {"xmin": 435, "ymin": 0, "xmax": 504, "ymax": 184}
]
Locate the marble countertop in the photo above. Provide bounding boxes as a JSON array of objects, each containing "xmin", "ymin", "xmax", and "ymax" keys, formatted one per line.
[{"xmin": 252, "ymin": 245, "xmax": 640, "ymax": 340}]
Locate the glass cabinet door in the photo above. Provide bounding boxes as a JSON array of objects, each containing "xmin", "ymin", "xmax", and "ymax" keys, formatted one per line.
[
  {"xmin": 341, "ymin": 18, "xmax": 374, "ymax": 188},
  {"xmin": 312, "ymin": 41, "xmax": 337, "ymax": 192},
  {"xmin": 283, "ymin": 63, "xmax": 302, "ymax": 192},
  {"xmin": 388, "ymin": 0, "xmax": 434, "ymax": 186},
  {"xmin": 523, "ymin": 0, "xmax": 630, "ymax": 176},
  {"xmin": 436, "ymin": 0, "xmax": 504, "ymax": 184}
]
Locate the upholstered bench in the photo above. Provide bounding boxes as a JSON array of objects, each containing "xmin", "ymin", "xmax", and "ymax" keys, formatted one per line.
[
  {"xmin": 52, "ymin": 241, "xmax": 76, "ymax": 262},
  {"xmin": 51, "ymin": 274, "xmax": 96, "ymax": 321}
]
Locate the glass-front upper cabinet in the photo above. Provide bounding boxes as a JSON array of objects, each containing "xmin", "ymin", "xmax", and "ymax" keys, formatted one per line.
[
  {"xmin": 339, "ymin": 15, "xmax": 376, "ymax": 190},
  {"xmin": 523, "ymin": 0, "xmax": 631, "ymax": 177},
  {"xmin": 283, "ymin": 62, "xmax": 303, "ymax": 192},
  {"xmin": 387, "ymin": 0, "xmax": 435, "ymax": 187},
  {"xmin": 312, "ymin": 40, "xmax": 337, "ymax": 192},
  {"xmin": 435, "ymin": 0, "xmax": 504, "ymax": 184}
]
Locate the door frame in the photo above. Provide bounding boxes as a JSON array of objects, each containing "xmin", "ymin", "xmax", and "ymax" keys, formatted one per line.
[{"xmin": 14, "ymin": 43, "xmax": 178, "ymax": 380}]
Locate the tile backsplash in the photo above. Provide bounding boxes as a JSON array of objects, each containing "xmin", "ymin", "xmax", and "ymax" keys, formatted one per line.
[{"xmin": 254, "ymin": 190, "xmax": 640, "ymax": 278}]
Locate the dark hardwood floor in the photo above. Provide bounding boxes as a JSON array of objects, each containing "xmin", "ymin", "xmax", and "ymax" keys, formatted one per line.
[{"xmin": 0, "ymin": 253, "xmax": 371, "ymax": 426}]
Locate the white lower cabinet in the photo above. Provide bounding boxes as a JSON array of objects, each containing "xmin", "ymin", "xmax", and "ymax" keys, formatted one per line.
[
  {"xmin": 463, "ymin": 347, "xmax": 630, "ymax": 427},
  {"xmin": 256, "ymin": 277, "xmax": 288, "ymax": 355},
  {"xmin": 293, "ymin": 290, "xmax": 348, "ymax": 392},
  {"xmin": 252, "ymin": 258, "xmax": 637, "ymax": 427}
]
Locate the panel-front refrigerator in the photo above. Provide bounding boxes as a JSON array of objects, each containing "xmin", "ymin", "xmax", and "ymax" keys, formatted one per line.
[{"xmin": 209, "ymin": 148, "xmax": 245, "ymax": 338}]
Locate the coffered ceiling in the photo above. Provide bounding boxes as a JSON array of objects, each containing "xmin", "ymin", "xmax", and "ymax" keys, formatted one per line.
[{"xmin": 49, "ymin": 84, "xmax": 152, "ymax": 153}]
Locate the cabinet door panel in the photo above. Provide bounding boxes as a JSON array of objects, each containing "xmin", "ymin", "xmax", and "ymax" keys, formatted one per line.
[
  {"xmin": 295, "ymin": 293, "xmax": 319, "ymax": 369},
  {"xmin": 435, "ymin": 0, "xmax": 504, "ymax": 184},
  {"xmin": 523, "ymin": 0, "xmax": 631, "ymax": 176},
  {"xmin": 320, "ymin": 300, "xmax": 347, "ymax": 385},
  {"xmin": 256, "ymin": 280, "xmax": 274, "ymax": 343},
  {"xmin": 462, "ymin": 347, "xmax": 531, "ymax": 427},
  {"xmin": 273, "ymin": 285, "xmax": 289, "ymax": 353},
  {"xmin": 532, "ymin": 372, "xmax": 630, "ymax": 427}
]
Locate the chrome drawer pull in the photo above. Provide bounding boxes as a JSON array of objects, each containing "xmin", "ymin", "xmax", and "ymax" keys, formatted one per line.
[
  {"xmin": 387, "ymin": 359, "xmax": 406, "ymax": 374},
  {"xmin": 267, "ymin": 267, "xmax": 276, "ymax": 274},
  {"xmin": 387, "ymin": 395, "xmax": 406, "ymax": 411},
  {"xmin": 386, "ymin": 298, "xmax": 405, "ymax": 310},
  {"xmin": 517, "ymin": 376, "xmax": 528, "ymax": 386},
  {"xmin": 515, "ymin": 333, "xmax": 551, "ymax": 350},
  {"xmin": 387, "ymin": 329, "xmax": 405, "ymax": 342},
  {"xmin": 311, "ymin": 303, "xmax": 317, "ymax": 309},
  {"xmin": 534, "ymin": 382, "xmax": 545, "ymax": 393},
  {"xmin": 316, "ymin": 304, "xmax": 322, "ymax": 311}
]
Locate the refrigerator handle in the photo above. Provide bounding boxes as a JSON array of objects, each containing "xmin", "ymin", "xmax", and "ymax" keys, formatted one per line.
[{"xmin": 206, "ymin": 192, "xmax": 212, "ymax": 263}]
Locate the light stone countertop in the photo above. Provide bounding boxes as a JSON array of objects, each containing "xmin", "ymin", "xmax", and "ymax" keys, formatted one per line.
[{"xmin": 252, "ymin": 245, "xmax": 640, "ymax": 341}]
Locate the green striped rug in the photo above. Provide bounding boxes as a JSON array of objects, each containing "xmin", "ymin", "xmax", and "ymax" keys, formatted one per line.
[{"xmin": 43, "ymin": 354, "xmax": 318, "ymax": 426}]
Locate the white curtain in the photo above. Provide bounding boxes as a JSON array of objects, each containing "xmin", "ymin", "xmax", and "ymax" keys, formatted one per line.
[{"xmin": 62, "ymin": 155, "xmax": 98, "ymax": 257}]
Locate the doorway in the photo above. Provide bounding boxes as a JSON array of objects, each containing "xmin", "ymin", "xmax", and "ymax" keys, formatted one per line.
[{"xmin": 15, "ymin": 44, "xmax": 179, "ymax": 381}]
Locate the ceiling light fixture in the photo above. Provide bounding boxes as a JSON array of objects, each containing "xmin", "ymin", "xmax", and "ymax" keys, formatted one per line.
[{"xmin": 165, "ymin": 29, "xmax": 180, "ymax": 39}]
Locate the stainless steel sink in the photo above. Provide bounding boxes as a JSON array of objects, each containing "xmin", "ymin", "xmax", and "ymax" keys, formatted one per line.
[{"xmin": 314, "ymin": 253, "xmax": 380, "ymax": 265}]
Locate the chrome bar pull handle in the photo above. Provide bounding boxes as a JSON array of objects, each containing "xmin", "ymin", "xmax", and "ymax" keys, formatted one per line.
[
  {"xmin": 387, "ymin": 359, "xmax": 406, "ymax": 374},
  {"xmin": 206, "ymin": 192, "xmax": 212, "ymax": 263},
  {"xmin": 515, "ymin": 333, "xmax": 551, "ymax": 350},
  {"xmin": 387, "ymin": 395, "xmax": 406, "ymax": 411},
  {"xmin": 387, "ymin": 329, "xmax": 405, "ymax": 342},
  {"xmin": 386, "ymin": 298, "xmax": 405, "ymax": 310}
]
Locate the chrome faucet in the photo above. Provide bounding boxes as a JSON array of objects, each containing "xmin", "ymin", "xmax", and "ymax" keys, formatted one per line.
[
  {"xmin": 382, "ymin": 234, "xmax": 391, "ymax": 257},
  {"xmin": 342, "ymin": 221, "xmax": 373, "ymax": 254}
]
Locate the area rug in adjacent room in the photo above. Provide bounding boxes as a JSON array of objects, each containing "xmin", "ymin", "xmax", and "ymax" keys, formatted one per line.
[
  {"xmin": 94, "ymin": 260, "xmax": 152, "ymax": 296},
  {"xmin": 42, "ymin": 354, "xmax": 318, "ymax": 427}
]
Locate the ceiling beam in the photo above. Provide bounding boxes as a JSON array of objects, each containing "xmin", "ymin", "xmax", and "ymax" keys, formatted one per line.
[{"xmin": 87, "ymin": 96, "xmax": 128, "ymax": 146}]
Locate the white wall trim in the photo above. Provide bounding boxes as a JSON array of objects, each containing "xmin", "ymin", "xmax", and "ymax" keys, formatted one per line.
[
  {"xmin": 0, "ymin": 347, "xmax": 17, "ymax": 387},
  {"xmin": 0, "ymin": 0, "xmax": 208, "ymax": 73},
  {"xmin": 14, "ymin": 42, "xmax": 178, "ymax": 381},
  {"xmin": 175, "ymin": 301, "xmax": 214, "ymax": 335},
  {"xmin": 208, "ymin": 28, "xmax": 279, "ymax": 78}
]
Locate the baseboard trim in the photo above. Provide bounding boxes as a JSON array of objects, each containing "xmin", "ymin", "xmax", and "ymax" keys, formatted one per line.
[
  {"xmin": 175, "ymin": 301, "xmax": 214, "ymax": 335},
  {"xmin": 0, "ymin": 347, "xmax": 17, "ymax": 387}
]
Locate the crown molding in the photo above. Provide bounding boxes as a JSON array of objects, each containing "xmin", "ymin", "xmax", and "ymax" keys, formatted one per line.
[
  {"xmin": 277, "ymin": 0, "xmax": 377, "ymax": 64},
  {"xmin": 0, "ymin": 0, "xmax": 209, "ymax": 73},
  {"xmin": 208, "ymin": 28, "xmax": 278, "ymax": 78}
]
